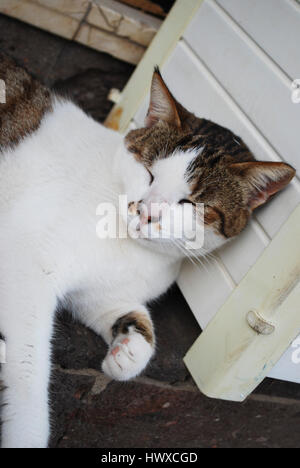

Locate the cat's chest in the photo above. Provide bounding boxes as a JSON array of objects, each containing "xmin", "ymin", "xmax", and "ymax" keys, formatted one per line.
[
  {"xmin": 93, "ymin": 238, "xmax": 169, "ymax": 283},
  {"xmin": 83, "ymin": 237, "xmax": 179, "ymax": 304}
]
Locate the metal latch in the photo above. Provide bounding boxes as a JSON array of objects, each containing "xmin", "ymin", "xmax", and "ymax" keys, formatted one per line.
[{"xmin": 246, "ymin": 310, "xmax": 275, "ymax": 335}]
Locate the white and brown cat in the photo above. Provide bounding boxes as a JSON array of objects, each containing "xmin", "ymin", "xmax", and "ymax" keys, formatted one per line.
[{"xmin": 0, "ymin": 55, "xmax": 295, "ymax": 448}]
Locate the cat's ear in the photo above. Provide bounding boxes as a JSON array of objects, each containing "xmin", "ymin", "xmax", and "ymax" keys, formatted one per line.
[
  {"xmin": 145, "ymin": 68, "xmax": 182, "ymax": 129},
  {"xmin": 230, "ymin": 161, "xmax": 295, "ymax": 210}
]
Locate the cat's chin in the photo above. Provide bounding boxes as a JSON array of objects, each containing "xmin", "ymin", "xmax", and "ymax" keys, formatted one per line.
[{"xmin": 131, "ymin": 235, "xmax": 186, "ymax": 259}]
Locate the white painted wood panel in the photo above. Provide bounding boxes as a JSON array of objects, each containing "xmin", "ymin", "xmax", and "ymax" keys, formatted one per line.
[
  {"xmin": 216, "ymin": 0, "xmax": 300, "ymax": 80},
  {"xmin": 255, "ymin": 183, "xmax": 300, "ymax": 238},
  {"xmin": 216, "ymin": 220, "xmax": 268, "ymax": 285},
  {"xmin": 177, "ymin": 258, "xmax": 234, "ymax": 329},
  {"xmin": 184, "ymin": 0, "xmax": 300, "ymax": 175}
]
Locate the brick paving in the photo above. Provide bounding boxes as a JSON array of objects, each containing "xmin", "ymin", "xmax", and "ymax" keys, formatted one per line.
[{"xmin": 0, "ymin": 14, "xmax": 299, "ymax": 448}]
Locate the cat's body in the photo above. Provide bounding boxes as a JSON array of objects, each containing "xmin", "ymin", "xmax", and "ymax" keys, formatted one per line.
[
  {"xmin": 0, "ymin": 55, "xmax": 295, "ymax": 448},
  {"xmin": 0, "ymin": 97, "xmax": 180, "ymax": 448}
]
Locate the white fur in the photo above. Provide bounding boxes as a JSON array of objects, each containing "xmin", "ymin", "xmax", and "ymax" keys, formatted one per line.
[
  {"xmin": 149, "ymin": 149, "xmax": 198, "ymax": 203},
  {"xmin": 0, "ymin": 99, "xmax": 226, "ymax": 448}
]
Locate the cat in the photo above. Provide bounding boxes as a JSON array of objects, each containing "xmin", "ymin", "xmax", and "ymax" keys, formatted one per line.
[{"xmin": 0, "ymin": 54, "xmax": 295, "ymax": 448}]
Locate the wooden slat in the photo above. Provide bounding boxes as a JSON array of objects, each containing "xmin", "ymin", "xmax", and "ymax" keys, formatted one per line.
[
  {"xmin": 217, "ymin": 219, "xmax": 268, "ymax": 284},
  {"xmin": 177, "ymin": 257, "xmax": 234, "ymax": 329},
  {"xmin": 184, "ymin": 205, "xmax": 300, "ymax": 401}
]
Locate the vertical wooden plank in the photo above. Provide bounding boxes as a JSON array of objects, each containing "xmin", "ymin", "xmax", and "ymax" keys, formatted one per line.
[
  {"xmin": 105, "ymin": 0, "xmax": 204, "ymax": 132},
  {"xmin": 184, "ymin": 205, "xmax": 300, "ymax": 401}
]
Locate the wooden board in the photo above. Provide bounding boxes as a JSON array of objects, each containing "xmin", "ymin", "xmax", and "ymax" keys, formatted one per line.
[{"xmin": 184, "ymin": 205, "xmax": 300, "ymax": 401}]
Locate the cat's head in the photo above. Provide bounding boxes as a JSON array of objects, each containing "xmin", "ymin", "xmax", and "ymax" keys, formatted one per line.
[{"xmin": 122, "ymin": 69, "xmax": 295, "ymax": 254}]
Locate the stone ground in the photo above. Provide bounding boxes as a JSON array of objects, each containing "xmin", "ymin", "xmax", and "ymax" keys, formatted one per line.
[{"xmin": 0, "ymin": 14, "xmax": 300, "ymax": 448}]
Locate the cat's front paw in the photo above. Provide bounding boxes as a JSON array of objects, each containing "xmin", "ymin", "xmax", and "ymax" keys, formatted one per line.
[{"xmin": 102, "ymin": 331, "xmax": 154, "ymax": 381}]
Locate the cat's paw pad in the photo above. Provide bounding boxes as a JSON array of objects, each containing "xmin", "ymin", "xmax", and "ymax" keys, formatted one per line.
[{"xmin": 102, "ymin": 332, "xmax": 154, "ymax": 381}]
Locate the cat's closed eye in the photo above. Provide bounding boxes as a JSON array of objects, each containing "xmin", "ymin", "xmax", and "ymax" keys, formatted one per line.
[
  {"xmin": 179, "ymin": 199, "xmax": 195, "ymax": 206},
  {"xmin": 147, "ymin": 168, "xmax": 154, "ymax": 185}
]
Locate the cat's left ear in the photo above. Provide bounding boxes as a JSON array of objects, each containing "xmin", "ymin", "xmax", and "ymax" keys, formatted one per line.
[
  {"xmin": 145, "ymin": 68, "xmax": 182, "ymax": 129},
  {"xmin": 230, "ymin": 161, "xmax": 296, "ymax": 210}
]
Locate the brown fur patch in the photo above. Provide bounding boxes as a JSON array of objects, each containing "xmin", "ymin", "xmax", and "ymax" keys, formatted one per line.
[
  {"xmin": 0, "ymin": 53, "xmax": 52, "ymax": 149},
  {"xmin": 112, "ymin": 312, "xmax": 154, "ymax": 345}
]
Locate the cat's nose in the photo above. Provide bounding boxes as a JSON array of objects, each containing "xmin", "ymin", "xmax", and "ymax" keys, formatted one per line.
[
  {"xmin": 128, "ymin": 201, "xmax": 140, "ymax": 216},
  {"xmin": 145, "ymin": 215, "xmax": 157, "ymax": 224},
  {"xmin": 139, "ymin": 201, "xmax": 160, "ymax": 225}
]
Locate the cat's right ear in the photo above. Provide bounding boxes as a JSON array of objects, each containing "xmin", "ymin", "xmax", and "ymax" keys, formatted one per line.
[
  {"xmin": 230, "ymin": 161, "xmax": 296, "ymax": 210},
  {"xmin": 145, "ymin": 68, "xmax": 182, "ymax": 129}
]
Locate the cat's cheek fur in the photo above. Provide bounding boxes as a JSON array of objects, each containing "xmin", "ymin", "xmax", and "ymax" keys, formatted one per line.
[{"xmin": 119, "ymin": 148, "xmax": 151, "ymax": 206}]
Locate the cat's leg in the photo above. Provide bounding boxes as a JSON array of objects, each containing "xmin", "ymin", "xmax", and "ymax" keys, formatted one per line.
[
  {"xmin": 0, "ymin": 271, "xmax": 57, "ymax": 448},
  {"xmin": 75, "ymin": 304, "xmax": 155, "ymax": 381}
]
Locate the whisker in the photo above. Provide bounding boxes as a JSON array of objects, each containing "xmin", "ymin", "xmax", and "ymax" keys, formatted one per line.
[
  {"xmin": 177, "ymin": 238, "xmax": 210, "ymax": 274},
  {"xmin": 158, "ymin": 228, "xmax": 200, "ymax": 270}
]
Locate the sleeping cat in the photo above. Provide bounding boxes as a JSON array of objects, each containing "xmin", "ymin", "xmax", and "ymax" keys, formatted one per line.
[{"xmin": 0, "ymin": 54, "xmax": 295, "ymax": 448}]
